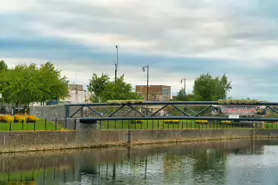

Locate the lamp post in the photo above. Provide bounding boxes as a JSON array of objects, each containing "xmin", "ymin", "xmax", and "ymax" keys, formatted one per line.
[
  {"xmin": 181, "ymin": 78, "xmax": 186, "ymax": 94},
  {"xmin": 115, "ymin": 45, "xmax": 119, "ymax": 83},
  {"xmin": 142, "ymin": 65, "xmax": 149, "ymax": 100}
]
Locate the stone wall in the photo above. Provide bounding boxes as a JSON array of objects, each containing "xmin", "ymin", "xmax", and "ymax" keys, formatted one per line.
[{"xmin": 0, "ymin": 129, "xmax": 278, "ymax": 153}]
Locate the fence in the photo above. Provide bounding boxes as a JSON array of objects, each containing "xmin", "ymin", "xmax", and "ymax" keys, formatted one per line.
[
  {"xmin": 0, "ymin": 118, "xmax": 277, "ymax": 132},
  {"xmin": 0, "ymin": 118, "xmax": 77, "ymax": 132}
]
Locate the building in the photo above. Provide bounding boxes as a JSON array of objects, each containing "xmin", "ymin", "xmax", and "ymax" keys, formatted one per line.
[
  {"xmin": 135, "ymin": 85, "xmax": 171, "ymax": 101},
  {"xmin": 68, "ymin": 84, "xmax": 92, "ymax": 104}
]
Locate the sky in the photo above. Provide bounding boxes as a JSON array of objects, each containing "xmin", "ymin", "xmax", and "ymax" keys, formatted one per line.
[{"xmin": 1, "ymin": 0, "xmax": 278, "ymax": 100}]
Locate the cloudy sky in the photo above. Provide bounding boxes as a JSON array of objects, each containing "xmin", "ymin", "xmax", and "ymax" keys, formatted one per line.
[{"xmin": 1, "ymin": 0, "xmax": 278, "ymax": 100}]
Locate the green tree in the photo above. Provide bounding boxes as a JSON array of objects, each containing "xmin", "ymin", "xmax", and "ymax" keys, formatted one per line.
[
  {"xmin": 193, "ymin": 73, "xmax": 232, "ymax": 101},
  {"xmin": 176, "ymin": 88, "xmax": 187, "ymax": 101},
  {"xmin": 0, "ymin": 62, "xmax": 69, "ymax": 106},
  {"xmin": 38, "ymin": 62, "xmax": 69, "ymax": 104},
  {"xmin": 87, "ymin": 73, "xmax": 110, "ymax": 102},
  {"xmin": 0, "ymin": 60, "xmax": 8, "ymax": 71},
  {"xmin": 87, "ymin": 74, "xmax": 142, "ymax": 102}
]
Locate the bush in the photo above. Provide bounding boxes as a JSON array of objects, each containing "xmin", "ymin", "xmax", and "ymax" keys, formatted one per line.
[{"xmin": 196, "ymin": 120, "xmax": 208, "ymax": 124}]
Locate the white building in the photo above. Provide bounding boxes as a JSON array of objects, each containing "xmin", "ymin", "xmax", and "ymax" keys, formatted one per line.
[{"xmin": 67, "ymin": 84, "xmax": 92, "ymax": 104}]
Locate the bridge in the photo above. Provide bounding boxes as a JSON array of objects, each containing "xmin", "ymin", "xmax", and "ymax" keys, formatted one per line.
[{"xmin": 64, "ymin": 101, "xmax": 278, "ymax": 124}]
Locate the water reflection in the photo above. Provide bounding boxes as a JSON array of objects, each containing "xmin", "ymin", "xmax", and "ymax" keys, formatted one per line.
[{"xmin": 0, "ymin": 140, "xmax": 277, "ymax": 185}]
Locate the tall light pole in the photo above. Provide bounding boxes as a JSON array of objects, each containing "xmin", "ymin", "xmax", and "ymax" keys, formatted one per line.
[
  {"xmin": 181, "ymin": 78, "xmax": 186, "ymax": 94},
  {"xmin": 142, "ymin": 65, "xmax": 149, "ymax": 100},
  {"xmin": 115, "ymin": 45, "xmax": 119, "ymax": 83}
]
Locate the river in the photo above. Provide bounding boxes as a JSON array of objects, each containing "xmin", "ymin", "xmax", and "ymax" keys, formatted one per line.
[{"xmin": 0, "ymin": 139, "xmax": 278, "ymax": 185}]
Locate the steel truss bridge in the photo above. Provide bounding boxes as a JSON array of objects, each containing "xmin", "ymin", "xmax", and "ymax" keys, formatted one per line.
[{"xmin": 64, "ymin": 101, "xmax": 278, "ymax": 123}]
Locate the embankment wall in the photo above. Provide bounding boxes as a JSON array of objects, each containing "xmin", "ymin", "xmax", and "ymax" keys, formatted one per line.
[{"xmin": 0, "ymin": 129, "xmax": 278, "ymax": 153}]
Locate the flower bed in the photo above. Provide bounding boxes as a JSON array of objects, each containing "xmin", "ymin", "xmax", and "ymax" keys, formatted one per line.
[
  {"xmin": 26, "ymin": 116, "xmax": 39, "ymax": 123},
  {"xmin": 131, "ymin": 120, "xmax": 144, "ymax": 124},
  {"xmin": 221, "ymin": 120, "xmax": 232, "ymax": 124},
  {"xmin": 14, "ymin": 115, "xmax": 27, "ymax": 123},
  {"xmin": 1, "ymin": 116, "xmax": 14, "ymax": 123},
  {"xmin": 196, "ymin": 120, "xmax": 208, "ymax": 124},
  {"xmin": 217, "ymin": 99, "xmax": 268, "ymax": 105},
  {"xmin": 107, "ymin": 99, "xmax": 144, "ymax": 104},
  {"xmin": 163, "ymin": 120, "xmax": 180, "ymax": 124}
]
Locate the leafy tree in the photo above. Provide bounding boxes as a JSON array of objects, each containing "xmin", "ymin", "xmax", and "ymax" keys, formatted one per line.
[
  {"xmin": 88, "ymin": 74, "xmax": 142, "ymax": 102},
  {"xmin": 87, "ymin": 73, "xmax": 109, "ymax": 102},
  {"xmin": 176, "ymin": 88, "xmax": 187, "ymax": 101},
  {"xmin": 0, "ymin": 60, "xmax": 8, "ymax": 71},
  {"xmin": 0, "ymin": 62, "xmax": 69, "ymax": 106},
  {"xmin": 193, "ymin": 73, "xmax": 232, "ymax": 101},
  {"xmin": 38, "ymin": 62, "xmax": 69, "ymax": 104}
]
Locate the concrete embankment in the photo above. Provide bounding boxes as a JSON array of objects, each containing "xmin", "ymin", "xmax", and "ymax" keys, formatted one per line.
[{"xmin": 1, "ymin": 129, "xmax": 278, "ymax": 153}]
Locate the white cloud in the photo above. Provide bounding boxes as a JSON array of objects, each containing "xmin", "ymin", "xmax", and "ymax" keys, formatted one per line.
[
  {"xmin": 0, "ymin": 0, "xmax": 37, "ymax": 12},
  {"xmin": 2, "ymin": 0, "xmax": 278, "ymax": 100}
]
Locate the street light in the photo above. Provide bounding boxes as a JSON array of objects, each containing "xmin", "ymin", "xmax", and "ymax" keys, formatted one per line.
[
  {"xmin": 142, "ymin": 65, "xmax": 149, "ymax": 100},
  {"xmin": 115, "ymin": 45, "xmax": 119, "ymax": 83},
  {"xmin": 181, "ymin": 78, "xmax": 186, "ymax": 94}
]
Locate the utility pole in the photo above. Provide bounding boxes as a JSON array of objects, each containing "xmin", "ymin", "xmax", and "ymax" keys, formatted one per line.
[
  {"xmin": 142, "ymin": 65, "xmax": 149, "ymax": 100},
  {"xmin": 181, "ymin": 78, "xmax": 186, "ymax": 94},
  {"xmin": 115, "ymin": 45, "xmax": 118, "ymax": 83}
]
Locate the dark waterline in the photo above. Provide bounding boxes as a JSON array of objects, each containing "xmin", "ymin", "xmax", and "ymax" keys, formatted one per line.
[{"xmin": 1, "ymin": 140, "xmax": 278, "ymax": 185}]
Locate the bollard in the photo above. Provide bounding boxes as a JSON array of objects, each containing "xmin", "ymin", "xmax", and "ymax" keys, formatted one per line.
[
  {"xmin": 74, "ymin": 118, "xmax": 77, "ymax": 130},
  {"xmin": 45, "ymin": 118, "xmax": 47, "ymax": 131},
  {"xmin": 55, "ymin": 118, "xmax": 57, "ymax": 130}
]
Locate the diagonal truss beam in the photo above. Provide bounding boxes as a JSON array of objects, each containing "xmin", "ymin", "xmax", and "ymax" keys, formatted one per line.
[
  {"xmin": 108, "ymin": 105, "xmax": 125, "ymax": 117},
  {"xmin": 69, "ymin": 106, "xmax": 84, "ymax": 118},
  {"xmin": 150, "ymin": 104, "xmax": 168, "ymax": 117},
  {"xmin": 267, "ymin": 106, "xmax": 278, "ymax": 115},
  {"xmin": 164, "ymin": 107, "xmax": 175, "ymax": 116},
  {"xmin": 171, "ymin": 104, "xmax": 191, "ymax": 116},
  {"xmin": 127, "ymin": 104, "xmax": 146, "ymax": 117},
  {"xmin": 184, "ymin": 106, "xmax": 196, "ymax": 115},
  {"xmin": 194, "ymin": 105, "xmax": 212, "ymax": 116},
  {"xmin": 88, "ymin": 106, "xmax": 104, "ymax": 117}
]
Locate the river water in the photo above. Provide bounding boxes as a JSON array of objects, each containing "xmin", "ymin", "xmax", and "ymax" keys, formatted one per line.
[{"xmin": 0, "ymin": 140, "xmax": 278, "ymax": 185}]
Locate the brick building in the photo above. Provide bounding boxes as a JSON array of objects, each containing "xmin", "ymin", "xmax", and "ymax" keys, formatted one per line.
[{"xmin": 135, "ymin": 85, "xmax": 171, "ymax": 101}]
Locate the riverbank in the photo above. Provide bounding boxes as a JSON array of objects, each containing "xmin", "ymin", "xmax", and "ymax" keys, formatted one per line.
[{"xmin": 1, "ymin": 129, "xmax": 278, "ymax": 153}]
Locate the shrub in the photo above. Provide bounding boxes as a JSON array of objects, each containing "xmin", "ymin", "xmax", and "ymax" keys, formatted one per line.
[{"xmin": 196, "ymin": 120, "xmax": 208, "ymax": 124}]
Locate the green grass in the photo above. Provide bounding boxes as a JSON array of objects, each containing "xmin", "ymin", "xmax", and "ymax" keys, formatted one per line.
[
  {"xmin": 264, "ymin": 123, "xmax": 278, "ymax": 129},
  {"xmin": 0, "ymin": 119, "xmax": 63, "ymax": 131},
  {"xmin": 98, "ymin": 120, "xmax": 237, "ymax": 130}
]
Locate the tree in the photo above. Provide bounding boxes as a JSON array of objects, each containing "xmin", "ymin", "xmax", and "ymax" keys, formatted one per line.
[
  {"xmin": 176, "ymin": 88, "xmax": 187, "ymax": 101},
  {"xmin": 0, "ymin": 60, "xmax": 8, "ymax": 71},
  {"xmin": 193, "ymin": 73, "xmax": 232, "ymax": 101},
  {"xmin": 87, "ymin": 74, "xmax": 142, "ymax": 102},
  {"xmin": 0, "ymin": 62, "xmax": 69, "ymax": 106},
  {"xmin": 87, "ymin": 73, "xmax": 110, "ymax": 102},
  {"xmin": 38, "ymin": 62, "xmax": 69, "ymax": 104}
]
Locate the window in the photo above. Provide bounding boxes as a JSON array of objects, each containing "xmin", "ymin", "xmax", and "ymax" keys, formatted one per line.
[{"xmin": 162, "ymin": 88, "xmax": 169, "ymax": 96}]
